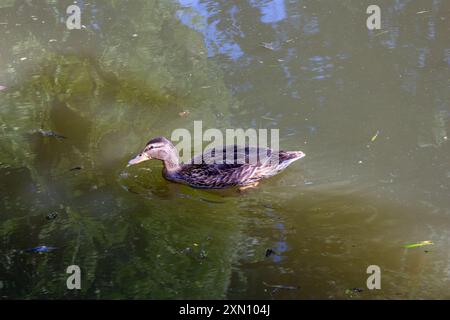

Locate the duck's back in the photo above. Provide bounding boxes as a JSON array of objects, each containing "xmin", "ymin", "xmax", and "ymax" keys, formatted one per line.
[{"xmin": 190, "ymin": 145, "xmax": 273, "ymax": 166}]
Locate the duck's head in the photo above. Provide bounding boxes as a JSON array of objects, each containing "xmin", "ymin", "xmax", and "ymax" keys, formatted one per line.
[{"xmin": 127, "ymin": 136, "xmax": 178, "ymax": 167}]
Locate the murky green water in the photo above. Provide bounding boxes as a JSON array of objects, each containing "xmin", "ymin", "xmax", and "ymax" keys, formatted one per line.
[{"xmin": 1, "ymin": 0, "xmax": 449, "ymax": 299}]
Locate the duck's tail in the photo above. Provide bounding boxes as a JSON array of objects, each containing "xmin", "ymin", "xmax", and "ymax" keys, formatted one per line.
[
  {"xmin": 256, "ymin": 150, "xmax": 305, "ymax": 179},
  {"xmin": 279, "ymin": 150, "xmax": 305, "ymax": 163},
  {"xmin": 270, "ymin": 150, "xmax": 305, "ymax": 173}
]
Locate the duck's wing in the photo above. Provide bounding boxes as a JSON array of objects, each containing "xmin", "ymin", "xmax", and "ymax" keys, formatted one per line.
[
  {"xmin": 178, "ymin": 163, "xmax": 259, "ymax": 188},
  {"xmin": 190, "ymin": 145, "xmax": 273, "ymax": 165}
]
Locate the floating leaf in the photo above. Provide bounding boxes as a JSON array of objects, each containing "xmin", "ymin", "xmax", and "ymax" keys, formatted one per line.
[
  {"xmin": 403, "ymin": 240, "xmax": 433, "ymax": 248},
  {"xmin": 260, "ymin": 42, "xmax": 276, "ymax": 51},
  {"xmin": 371, "ymin": 130, "xmax": 380, "ymax": 142},
  {"xmin": 261, "ymin": 115, "xmax": 276, "ymax": 121}
]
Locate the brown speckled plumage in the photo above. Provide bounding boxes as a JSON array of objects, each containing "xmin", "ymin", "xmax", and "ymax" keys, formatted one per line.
[{"xmin": 128, "ymin": 136, "xmax": 305, "ymax": 189}]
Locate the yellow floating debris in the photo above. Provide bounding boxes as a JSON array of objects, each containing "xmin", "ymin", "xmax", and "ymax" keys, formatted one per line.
[
  {"xmin": 371, "ymin": 130, "xmax": 380, "ymax": 142},
  {"xmin": 403, "ymin": 240, "xmax": 434, "ymax": 248}
]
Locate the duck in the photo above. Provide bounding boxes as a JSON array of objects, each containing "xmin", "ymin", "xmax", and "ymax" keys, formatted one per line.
[{"xmin": 127, "ymin": 136, "xmax": 305, "ymax": 191}]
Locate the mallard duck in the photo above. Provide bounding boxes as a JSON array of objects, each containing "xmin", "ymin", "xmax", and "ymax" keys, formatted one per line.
[{"xmin": 127, "ymin": 136, "xmax": 305, "ymax": 190}]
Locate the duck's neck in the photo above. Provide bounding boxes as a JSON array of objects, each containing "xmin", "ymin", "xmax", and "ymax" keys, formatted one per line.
[{"xmin": 162, "ymin": 152, "xmax": 181, "ymax": 174}]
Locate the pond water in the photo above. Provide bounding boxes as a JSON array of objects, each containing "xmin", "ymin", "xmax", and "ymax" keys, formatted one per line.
[{"xmin": 0, "ymin": 0, "xmax": 449, "ymax": 299}]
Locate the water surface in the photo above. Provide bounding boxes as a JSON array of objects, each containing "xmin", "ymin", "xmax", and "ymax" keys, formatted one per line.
[{"xmin": 0, "ymin": 0, "xmax": 449, "ymax": 299}]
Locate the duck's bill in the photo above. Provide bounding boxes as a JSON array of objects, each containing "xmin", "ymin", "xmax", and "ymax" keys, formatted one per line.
[{"xmin": 127, "ymin": 153, "xmax": 150, "ymax": 167}]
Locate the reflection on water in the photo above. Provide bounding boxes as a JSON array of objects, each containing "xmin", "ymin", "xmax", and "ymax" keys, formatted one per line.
[
  {"xmin": 176, "ymin": 0, "xmax": 245, "ymax": 60},
  {"xmin": 251, "ymin": 0, "xmax": 287, "ymax": 24},
  {"xmin": 1, "ymin": 0, "xmax": 450, "ymax": 299}
]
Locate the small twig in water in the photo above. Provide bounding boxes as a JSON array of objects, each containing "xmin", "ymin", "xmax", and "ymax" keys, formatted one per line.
[{"xmin": 263, "ymin": 281, "xmax": 299, "ymax": 290}]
